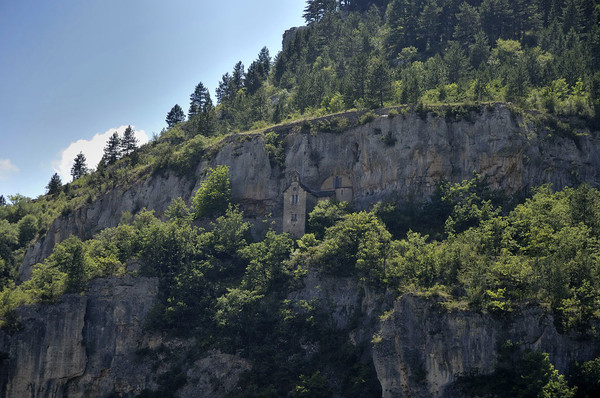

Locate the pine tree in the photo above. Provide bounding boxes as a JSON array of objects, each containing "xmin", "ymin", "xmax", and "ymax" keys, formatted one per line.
[
  {"xmin": 444, "ymin": 41, "xmax": 470, "ymax": 83},
  {"xmin": 366, "ymin": 57, "xmax": 392, "ymax": 108},
  {"xmin": 0, "ymin": 195, "xmax": 6, "ymax": 206},
  {"xmin": 166, "ymin": 104, "xmax": 185, "ymax": 127},
  {"xmin": 189, "ymin": 82, "xmax": 215, "ymax": 136},
  {"xmin": 120, "ymin": 126, "xmax": 138, "ymax": 156},
  {"xmin": 216, "ymin": 73, "xmax": 234, "ymax": 104},
  {"xmin": 453, "ymin": 2, "xmax": 481, "ymax": 48},
  {"xmin": 562, "ymin": 0, "xmax": 582, "ymax": 34},
  {"xmin": 232, "ymin": 61, "xmax": 245, "ymax": 90},
  {"xmin": 418, "ymin": 0, "xmax": 443, "ymax": 52},
  {"xmin": 189, "ymin": 82, "xmax": 213, "ymax": 117},
  {"xmin": 303, "ymin": 0, "xmax": 337, "ymax": 23},
  {"xmin": 104, "ymin": 132, "xmax": 121, "ymax": 165},
  {"xmin": 46, "ymin": 173, "xmax": 62, "ymax": 196},
  {"xmin": 258, "ymin": 47, "xmax": 271, "ymax": 76},
  {"xmin": 71, "ymin": 152, "xmax": 88, "ymax": 181}
]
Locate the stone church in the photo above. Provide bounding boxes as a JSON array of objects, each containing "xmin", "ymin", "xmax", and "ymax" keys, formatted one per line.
[{"xmin": 283, "ymin": 171, "xmax": 353, "ymax": 237}]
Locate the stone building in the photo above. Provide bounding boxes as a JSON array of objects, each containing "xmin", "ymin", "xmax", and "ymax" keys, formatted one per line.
[{"xmin": 283, "ymin": 171, "xmax": 353, "ymax": 237}]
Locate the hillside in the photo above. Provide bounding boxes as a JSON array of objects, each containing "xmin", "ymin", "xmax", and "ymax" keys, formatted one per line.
[{"xmin": 1, "ymin": 0, "xmax": 600, "ymax": 397}]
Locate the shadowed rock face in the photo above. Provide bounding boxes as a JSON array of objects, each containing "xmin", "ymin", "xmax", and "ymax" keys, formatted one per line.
[
  {"xmin": 0, "ymin": 271, "xmax": 598, "ymax": 397},
  {"xmin": 0, "ymin": 276, "xmax": 250, "ymax": 398},
  {"xmin": 372, "ymin": 295, "xmax": 600, "ymax": 398},
  {"xmin": 0, "ymin": 276, "xmax": 158, "ymax": 397}
]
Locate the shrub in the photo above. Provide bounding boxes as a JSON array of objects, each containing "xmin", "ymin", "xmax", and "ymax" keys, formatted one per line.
[
  {"xmin": 192, "ymin": 165, "xmax": 231, "ymax": 219},
  {"xmin": 359, "ymin": 111, "xmax": 377, "ymax": 125}
]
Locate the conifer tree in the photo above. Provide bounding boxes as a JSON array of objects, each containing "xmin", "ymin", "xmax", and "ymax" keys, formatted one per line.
[
  {"xmin": 453, "ymin": 2, "xmax": 481, "ymax": 48},
  {"xmin": 232, "ymin": 61, "xmax": 245, "ymax": 90},
  {"xmin": 46, "ymin": 173, "xmax": 62, "ymax": 196},
  {"xmin": 189, "ymin": 82, "xmax": 213, "ymax": 117},
  {"xmin": 366, "ymin": 57, "xmax": 392, "ymax": 108},
  {"xmin": 166, "ymin": 104, "xmax": 185, "ymax": 127},
  {"xmin": 303, "ymin": 0, "xmax": 337, "ymax": 23},
  {"xmin": 120, "ymin": 125, "xmax": 138, "ymax": 156},
  {"xmin": 0, "ymin": 195, "xmax": 6, "ymax": 206},
  {"xmin": 103, "ymin": 132, "xmax": 121, "ymax": 165},
  {"xmin": 189, "ymin": 82, "xmax": 215, "ymax": 135},
  {"xmin": 71, "ymin": 152, "xmax": 88, "ymax": 181}
]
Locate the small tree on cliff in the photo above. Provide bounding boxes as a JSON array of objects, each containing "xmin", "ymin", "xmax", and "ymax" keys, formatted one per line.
[
  {"xmin": 166, "ymin": 104, "xmax": 185, "ymax": 127},
  {"xmin": 120, "ymin": 125, "xmax": 138, "ymax": 156},
  {"xmin": 192, "ymin": 165, "xmax": 231, "ymax": 218},
  {"xmin": 71, "ymin": 152, "xmax": 88, "ymax": 181},
  {"xmin": 46, "ymin": 173, "xmax": 62, "ymax": 196}
]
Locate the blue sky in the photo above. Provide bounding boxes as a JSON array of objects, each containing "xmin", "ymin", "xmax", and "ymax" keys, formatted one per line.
[{"xmin": 0, "ymin": 0, "xmax": 305, "ymax": 199}]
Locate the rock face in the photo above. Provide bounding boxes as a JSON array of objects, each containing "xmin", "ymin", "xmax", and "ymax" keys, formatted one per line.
[
  {"xmin": 22, "ymin": 105, "xmax": 600, "ymax": 278},
  {"xmin": 372, "ymin": 295, "xmax": 600, "ymax": 398},
  {"xmin": 1, "ymin": 273, "xmax": 598, "ymax": 397},
  {"xmin": 0, "ymin": 276, "xmax": 251, "ymax": 398},
  {"xmin": 19, "ymin": 107, "xmax": 598, "ymax": 277},
  {"xmin": 0, "ymin": 276, "xmax": 159, "ymax": 397}
]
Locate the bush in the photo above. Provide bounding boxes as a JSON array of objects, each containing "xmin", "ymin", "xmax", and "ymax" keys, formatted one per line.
[
  {"xmin": 192, "ymin": 165, "xmax": 231, "ymax": 218},
  {"xmin": 359, "ymin": 111, "xmax": 377, "ymax": 125}
]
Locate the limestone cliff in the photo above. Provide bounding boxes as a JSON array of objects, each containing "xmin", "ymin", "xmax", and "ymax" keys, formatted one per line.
[
  {"xmin": 0, "ymin": 275, "xmax": 250, "ymax": 398},
  {"xmin": 21, "ymin": 105, "xmax": 600, "ymax": 277},
  {"xmin": 1, "ymin": 271, "xmax": 598, "ymax": 397},
  {"xmin": 372, "ymin": 295, "xmax": 600, "ymax": 398}
]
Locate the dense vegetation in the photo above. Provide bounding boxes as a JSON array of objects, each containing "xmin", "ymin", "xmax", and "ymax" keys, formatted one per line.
[
  {"xmin": 2, "ymin": 166, "xmax": 600, "ymax": 395},
  {"xmin": 202, "ymin": 0, "xmax": 600, "ymax": 136},
  {"xmin": 1, "ymin": 0, "xmax": 600, "ymax": 396}
]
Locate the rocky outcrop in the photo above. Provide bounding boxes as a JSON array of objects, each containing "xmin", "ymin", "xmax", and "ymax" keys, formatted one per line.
[
  {"xmin": 22, "ymin": 106, "xmax": 600, "ymax": 277},
  {"xmin": 0, "ymin": 276, "xmax": 158, "ymax": 397},
  {"xmin": 1, "ymin": 272, "xmax": 598, "ymax": 397},
  {"xmin": 372, "ymin": 295, "xmax": 600, "ymax": 398},
  {"xmin": 0, "ymin": 275, "xmax": 251, "ymax": 398}
]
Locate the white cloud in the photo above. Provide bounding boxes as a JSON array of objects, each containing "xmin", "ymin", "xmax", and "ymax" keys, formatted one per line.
[
  {"xmin": 53, "ymin": 126, "xmax": 148, "ymax": 182},
  {"xmin": 0, "ymin": 158, "xmax": 19, "ymax": 181}
]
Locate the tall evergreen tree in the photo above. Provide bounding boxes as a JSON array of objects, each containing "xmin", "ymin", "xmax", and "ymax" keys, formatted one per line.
[
  {"xmin": 189, "ymin": 82, "xmax": 215, "ymax": 135},
  {"xmin": 232, "ymin": 61, "xmax": 245, "ymax": 90},
  {"xmin": 418, "ymin": 0, "xmax": 443, "ymax": 52},
  {"xmin": 46, "ymin": 173, "xmax": 62, "ymax": 196},
  {"xmin": 216, "ymin": 73, "xmax": 234, "ymax": 105},
  {"xmin": 444, "ymin": 41, "xmax": 470, "ymax": 82},
  {"xmin": 366, "ymin": 57, "xmax": 392, "ymax": 107},
  {"xmin": 453, "ymin": 2, "xmax": 481, "ymax": 48},
  {"xmin": 166, "ymin": 104, "xmax": 185, "ymax": 127},
  {"xmin": 120, "ymin": 125, "xmax": 138, "ymax": 156},
  {"xmin": 258, "ymin": 46, "xmax": 271, "ymax": 76},
  {"xmin": 71, "ymin": 152, "xmax": 88, "ymax": 181},
  {"xmin": 104, "ymin": 132, "xmax": 121, "ymax": 165},
  {"xmin": 189, "ymin": 82, "xmax": 213, "ymax": 117},
  {"xmin": 303, "ymin": 0, "xmax": 337, "ymax": 23}
]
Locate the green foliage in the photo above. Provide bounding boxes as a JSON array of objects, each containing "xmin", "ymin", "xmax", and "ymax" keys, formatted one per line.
[
  {"xmin": 22, "ymin": 262, "xmax": 67, "ymax": 303},
  {"xmin": 46, "ymin": 173, "xmax": 62, "ymax": 196},
  {"xmin": 457, "ymin": 344, "xmax": 576, "ymax": 397},
  {"xmin": 17, "ymin": 214, "xmax": 37, "ymax": 247},
  {"xmin": 71, "ymin": 152, "xmax": 88, "ymax": 181},
  {"xmin": 47, "ymin": 235, "xmax": 89, "ymax": 293},
  {"xmin": 569, "ymin": 357, "xmax": 600, "ymax": 398},
  {"xmin": 165, "ymin": 104, "xmax": 185, "ymax": 127},
  {"xmin": 314, "ymin": 211, "xmax": 391, "ymax": 280},
  {"xmin": 307, "ymin": 200, "xmax": 352, "ymax": 239},
  {"xmin": 291, "ymin": 371, "xmax": 332, "ymax": 397},
  {"xmin": 264, "ymin": 131, "xmax": 285, "ymax": 167},
  {"xmin": 192, "ymin": 165, "xmax": 231, "ymax": 218},
  {"xmin": 358, "ymin": 111, "xmax": 377, "ymax": 125}
]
